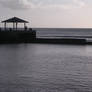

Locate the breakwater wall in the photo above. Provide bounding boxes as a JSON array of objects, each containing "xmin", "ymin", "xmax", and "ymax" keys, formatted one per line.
[
  {"xmin": 0, "ymin": 30, "xmax": 36, "ymax": 43},
  {"xmin": 35, "ymin": 38, "xmax": 87, "ymax": 45},
  {"xmin": 0, "ymin": 30, "xmax": 89, "ymax": 44}
]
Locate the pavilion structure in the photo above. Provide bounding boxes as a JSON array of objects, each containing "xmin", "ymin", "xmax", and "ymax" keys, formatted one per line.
[{"xmin": 2, "ymin": 17, "xmax": 29, "ymax": 30}]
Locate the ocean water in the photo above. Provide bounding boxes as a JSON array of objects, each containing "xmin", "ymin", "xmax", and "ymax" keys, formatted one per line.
[
  {"xmin": 0, "ymin": 44, "xmax": 92, "ymax": 92},
  {"xmin": 0, "ymin": 28, "xmax": 92, "ymax": 92},
  {"xmin": 33, "ymin": 28, "xmax": 92, "ymax": 38}
]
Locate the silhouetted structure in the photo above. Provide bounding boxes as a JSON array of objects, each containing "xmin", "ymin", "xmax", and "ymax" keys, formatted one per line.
[
  {"xmin": 24, "ymin": 26, "xmax": 28, "ymax": 31},
  {"xmin": 0, "ymin": 18, "xmax": 88, "ymax": 44},
  {"xmin": 2, "ymin": 17, "xmax": 29, "ymax": 30},
  {"xmin": 0, "ymin": 17, "xmax": 36, "ymax": 43}
]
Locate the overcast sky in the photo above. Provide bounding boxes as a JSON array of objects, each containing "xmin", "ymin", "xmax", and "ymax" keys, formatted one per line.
[{"xmin": 0, "ymin": 0, "xmax": 92, "ymax": 28}]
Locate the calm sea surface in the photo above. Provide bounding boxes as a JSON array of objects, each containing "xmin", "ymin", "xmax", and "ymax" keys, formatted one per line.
[
  {"xmin": 0, "ymin": 28, "xmax": 92, "ymax": 92},
  {"xmin": 33, "ymin": 28, "xmax": 92, "ymax": 38},
  {"xmin": 0, "ymin": 44, "xmax": 92, "ymax": 92}
]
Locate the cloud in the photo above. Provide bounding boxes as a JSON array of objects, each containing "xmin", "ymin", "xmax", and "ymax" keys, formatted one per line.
[
  {"xmin": 0, "ymin": 0, "xmax": 86, "ymax": 10},
  {"xmin": 0, "ymin": 0, "xmax": 32, "ymax": 10},
  {"xmin": 35, "ymin": 0, "xmax": 85, "ymax": 9},
  {"xmin": 30, "ymin": 0, "xmax": 86, "ymax": 9},
  {"xmin": 73, "ymin": 0, "xmax": 85, "ymax": 7}
]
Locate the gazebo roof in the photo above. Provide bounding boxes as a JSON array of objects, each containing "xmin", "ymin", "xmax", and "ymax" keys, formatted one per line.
[{"xmin": 2, "ymin": 17, "xmax": 29, "ymax": 23}]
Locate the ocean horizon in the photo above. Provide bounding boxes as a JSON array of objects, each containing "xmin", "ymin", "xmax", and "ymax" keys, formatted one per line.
[
  {"xmin": 33, "ymin": 28, "xmax": 92, "ymax": 38},
  {"xmin": 1, "ymin": 0, "xmax": 92, "ymax": 91},
  {"xmin": 0, "ymin": 28, "xmax": 92, "ymax": 91}
]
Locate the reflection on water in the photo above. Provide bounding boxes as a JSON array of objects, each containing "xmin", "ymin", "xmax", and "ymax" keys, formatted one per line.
[{"xmin": 0, "ymin": 44, "xmax": 92, "ymax": 92}]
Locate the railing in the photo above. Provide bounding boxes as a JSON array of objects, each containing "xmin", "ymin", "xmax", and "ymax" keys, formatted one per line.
[{"xmin": 0, "ymin": 27, "xmax": 33, "ymax": 31}]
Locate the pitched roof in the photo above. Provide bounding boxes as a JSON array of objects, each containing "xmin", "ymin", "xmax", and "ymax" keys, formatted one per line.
[{"xmin": 2, "ymin": 17, "xmax": 29, "ymax": 23}]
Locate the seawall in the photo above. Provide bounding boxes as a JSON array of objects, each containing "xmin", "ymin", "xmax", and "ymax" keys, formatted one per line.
[
  {"xmin": 35, "ymin": 38, "xmax": 87, "ymax": 45},
  {"xmin": 0, "ymin": 30, "xmax": 36, "ymax": 43},
  {"xmin": 0, "ymin": 30, "xmax": 89, "ymax": 45}
]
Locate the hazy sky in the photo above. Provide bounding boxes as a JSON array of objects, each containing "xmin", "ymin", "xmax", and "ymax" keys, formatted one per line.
[{"xmin": 0, "ymin": 0, "xmax": 92, "ymax": 28}]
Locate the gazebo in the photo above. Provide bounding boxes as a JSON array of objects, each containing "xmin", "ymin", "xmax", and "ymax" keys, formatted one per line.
[{"xmin": 2, "ymin": 17, "xmax": 29, "ymax": 30}]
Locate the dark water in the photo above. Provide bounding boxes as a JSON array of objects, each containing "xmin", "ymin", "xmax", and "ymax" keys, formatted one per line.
[
  {"xmin": 0, "ymin": 44, "xmax": 92, "ymax": 92},
  {"xmin": 33, "ymin": 28, "xmax": 92, "ymax": 38}
]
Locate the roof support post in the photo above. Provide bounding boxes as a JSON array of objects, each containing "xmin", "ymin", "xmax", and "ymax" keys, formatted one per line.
[
  {"xmin": 13, "ymin": 22, "xmax": 15, "ymax": 30},
  {"xmin": 24, "ymin": 23, "xmax": 26, "ymax": 28},
  {"xmin": 16, "ymin": 22, "xmax": 18, "ymax": 31},
  {"xmin": 4, "ymin": 22, "xmax": 6, "ymax": 30},
  {"xmin": 24, "ymin": 23, "xmax": 27, "ymax": 31}
]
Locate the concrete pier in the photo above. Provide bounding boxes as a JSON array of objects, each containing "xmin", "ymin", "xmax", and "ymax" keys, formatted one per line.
[{"xmin": 0, "ymin": 30, "xmax": 36, "ymax": 43}]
